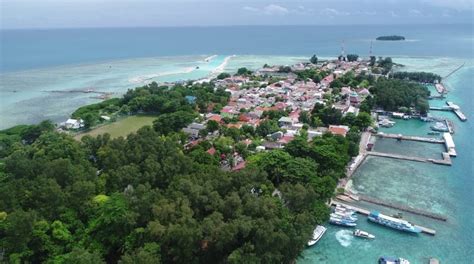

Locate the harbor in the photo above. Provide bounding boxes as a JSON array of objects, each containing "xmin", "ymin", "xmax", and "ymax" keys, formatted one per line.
[{"xmin": 330, "ymin": 200, "xmax": 437, "ymax": 236}]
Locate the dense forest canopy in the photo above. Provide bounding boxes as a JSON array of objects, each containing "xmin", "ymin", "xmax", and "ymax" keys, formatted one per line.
[
  {"xmin": 376, "ymin": 35, "xmax": 405, "ymax": 41},
  {"xmin": 391, "ymin": 71, "xmax": 442, "ymax": 83},
  {"xmin": 370, "ymin": 78, "xmax": 430, "ymax": 114}
]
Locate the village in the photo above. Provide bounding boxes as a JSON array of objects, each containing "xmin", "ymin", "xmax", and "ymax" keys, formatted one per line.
[{"xmin": 178, "ymin": 57, "xmax": 376, "ymax": 172}]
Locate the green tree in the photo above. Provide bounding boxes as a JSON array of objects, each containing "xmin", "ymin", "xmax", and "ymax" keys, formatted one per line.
[{"xmin": 309, "ymin": 55, "xmax": 318, "ymax": 64}]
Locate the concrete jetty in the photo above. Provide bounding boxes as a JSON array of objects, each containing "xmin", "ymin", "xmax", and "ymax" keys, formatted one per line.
[
  {"xmin": 430, "ymin": 102, "xmax": 467, "ymax": 122},
  {"xmin": 356, "ymin": 195, "xmax": 448, "ymax": 221},
  {"xmin": 366, "ymin": 151, "xmax": 452, "ymax": 166},
  {"xmin": 446, "ymin": 102, "xmax": 467, "ymax": 122},
  {"xmin": 330, "ymin": 200, "xmax": 437, "ymax": 235},
  {"xmin": 373, "ymin": 132, "xmax": 444, "ymax": 143}
]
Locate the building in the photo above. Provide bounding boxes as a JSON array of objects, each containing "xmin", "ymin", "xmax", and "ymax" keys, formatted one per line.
[
  {"xmin": 328, "ymin": 125, "xmax": 350, "ymax": 137},
  {"xmin": 278, "ymin": 116, "xmax": 294, "ymax": 127},
  {"xmin": 182, "ymin": 122, "xmax": 206, "ymax": 138},
  {"xmin": 62, "ymin": 118, "xmax": 84, "ymax": 130}
]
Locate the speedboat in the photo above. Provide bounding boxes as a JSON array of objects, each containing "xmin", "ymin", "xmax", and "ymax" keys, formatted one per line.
[
  {"xmin": 353, "ymin": 229, "xmax": 375, "ymax": 239},
  {"xmin": 307, "ymin": 225, "xmax": 327, "ymax": 247},
  {"xmin": 378, "ymin": 256, "xmax": 410, "ymax": 264}
]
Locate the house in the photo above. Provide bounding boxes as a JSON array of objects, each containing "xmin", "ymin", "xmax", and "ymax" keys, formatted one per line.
[
  {"xmin": 182, "ymin": 122, "xmax": 206, "ymax": 138},
  {"xmin": 208, "ymin": 114, "xmax": 223, "ymax": 123},
  {"xmin": 278, "ymin": 116, "xmax": 294, "ymax": 127},
  {"xmin": 349, "ymin": 92, "xmax": 360, "ymax": 106},
  {"xmin": 328, "ymin": 125, "xmax": 350, "ymax": 137},
  {"xmin": 307, "ymin": 129, "xmax": 323, "ymax": 140},
  {"xmin": 63, "ymin": 118, "xmax": 84, "ymax": 130},
  {"xmin": 207, "ymin": 147, "xmax": 216, "ymax": 155}
]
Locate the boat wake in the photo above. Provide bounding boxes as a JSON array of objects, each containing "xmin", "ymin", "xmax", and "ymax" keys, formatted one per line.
[
  {"xmin": 129, "ymin": 67, "xmax": 196, "ymax": 84},
  {"xmin": 335, "ymin": 230, "xmax": 354, "ymax": 247}
]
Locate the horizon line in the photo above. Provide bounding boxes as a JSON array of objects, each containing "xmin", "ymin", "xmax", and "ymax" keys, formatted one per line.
[{"xmin": 1, "ymin": 22, "xmax": 471, "ymax": 31}]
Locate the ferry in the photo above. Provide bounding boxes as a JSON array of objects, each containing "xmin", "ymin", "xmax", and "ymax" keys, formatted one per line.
[
  {"xmin": 335, "ymin": 204, "xmax": 356, "ymax": 214},
  {"xmin": 353, "ymin": 229, "xmax": 375, "ymax": 239},
  {"xmin": 378, "ymin": 256, "xmax": 410, "ymax": 264},
  {"xmin": 368, "ymin": 211, "xmax": 422, "ymax": 233},
  {"xmin": 307, "ymin": 225, "xmax": 327, "ymax": 247},
  {"xmin": 329, "ymin": 216, "xmax": 357, "ymax": 227}
]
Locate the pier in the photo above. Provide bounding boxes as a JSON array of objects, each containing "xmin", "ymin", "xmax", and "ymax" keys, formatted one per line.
[
  {"xmin": 355, "ymin": 195, "xmax": 448, "ymax": 221},
  {"xmin": 373, "ymin": 133, "xmax": 444, "ymax": 144},
  {"xmin": 330, "ymin": 200, "xmax": 437, "ymax": 235},
  {"xmin": 430, "ymin": 102, "xmax": 467, "ymax": 122},
  {"xmin": 366, "ymin": 151, "xmax": 452, "ymax": 166},
  {"xmin": 443, "ymin": 62, "xmax": 465, "ymax": 79}
]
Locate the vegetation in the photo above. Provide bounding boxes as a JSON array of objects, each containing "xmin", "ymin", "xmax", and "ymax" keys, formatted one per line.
[
  {"xmin": 391, "ymin": 71, "xmax": 442, "ymax": 83},
  {"xmin": 346, "ymin": 54, "xmax": 359, "ymax": 62},
  {"xmin": 376, "ymin": 35, "xmax": 405, "ymax": 41},
  {"xmin": 295, "ymin": 69, "xmax": 326, "ymax": 83},
  {"xmin": 309, "ymin": 55, "xmax": 318, "ymax": 64},
  {"xmin": 217, "ymin": 72, "xmax": 231, "ymax": 80},
  {"xmin": 370, "ymin": 78, "xmax": 430, "ymax": 114},
  {"xmin": 236, "ymin": 67, "xmax": 253, "ymax": 76},
  {"xmin": 0, "ymin": 80, "xmax": 338, "ymax": 263}
]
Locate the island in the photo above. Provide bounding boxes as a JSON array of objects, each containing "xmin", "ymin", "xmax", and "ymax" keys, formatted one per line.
[
  {"xmin": 376, "ymin": 35, "xmax": 405, "ymax": 41},
  {"xmin": 0, "ymin": 54, "xmax": 452, "ymax": 263}
]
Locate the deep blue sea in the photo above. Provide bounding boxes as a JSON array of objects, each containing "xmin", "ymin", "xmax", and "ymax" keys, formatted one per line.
[
  {"xmin": 0, "ymin": 24, "xmax": 473, "ymax": 263},
  {"xmin": 1, "ymin": 24, "xmax": 473, "ymax": 72}
]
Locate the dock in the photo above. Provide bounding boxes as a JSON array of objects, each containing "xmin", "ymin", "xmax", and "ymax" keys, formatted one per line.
[
  {"xmin": 430, "ymin": 102, "xmax": 467, "ymax": 122},
  {"xmin": 356, "ymin": 195, "xmax": 448, "ymax": 221},
  {"xmin": 446, "ymin": 102, "xmax": 467, "ymax": 122},
  {"xmin": 373, "ymin": 133, "xmax": 444, "ymax": 144},
  {"xmin": 330, "ymin": 200, "xmax": 437, "ymax": 235},
  {"xmin": 366, "ymin": 151, "xmax": 451, "ymax": 166},
  {"xmin": 435, "ymin": 83, "xmax": 447, "ymax": 94}
]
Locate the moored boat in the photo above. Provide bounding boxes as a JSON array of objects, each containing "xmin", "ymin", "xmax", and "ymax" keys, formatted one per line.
[
  {"xmin": 430, "ymin": 122, "xmax": 449, "ymax": 132},
  {"xmin": 368, "ymin": 211, "xmax": 421, "ymax": 233},
  {"xmin": 353, "ymin": 229, "xmax": 375, "ymax": 239},
  {"xmin": 329, "ymin": 216, "xmax": 357, "ymax": 227},
  {"xmin": 378, "ymin": 256, "xmax": 410, "ymax": 264},
  {"xmin": 331, "ymin": 212, "xmax": 357, "ymax": 222},
  {"xmin": 307, "ymin": 225, "xmax": 327, "ymax": 247}
]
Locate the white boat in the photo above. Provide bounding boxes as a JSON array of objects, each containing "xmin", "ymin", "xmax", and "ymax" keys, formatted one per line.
[
  {"xmin": 335, "ymin": 205, "xmax": 356, "ymax": 214},
  {"xmin": 331, "ymin": 213, "xmax": 357, "ymax": 222},
  {"xmin": 334, "ymin": 208, "xmax": 357, "ymax": 216},
  {"xmin": 353, "ymin": 229, "xmax": 375, "ymax": 239},
  {"xmin": 307, "ymin": 225, "xmax": 327, "ymax": 246}
]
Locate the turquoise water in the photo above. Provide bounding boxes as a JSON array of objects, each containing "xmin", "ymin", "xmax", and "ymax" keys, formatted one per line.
[
  {"xmin": 372, "ymin": 138, "xmax": 445, "ymax": 160},
  {"xmin": 300, "ymin": 60, "xmax": 473, "ymax": 263}
]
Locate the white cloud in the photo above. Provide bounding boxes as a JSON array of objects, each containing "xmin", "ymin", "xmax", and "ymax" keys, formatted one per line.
[
  {"xmin": 243, "ymin": 6, "xmax": 258, "ymax": 12},
  {"xmin": 263, "ymin": 4, "xmax": 289, "ymax": 15},
  {"xmin": 390, "ymin": 10, "xmax": 399, "ymax": 17},
  {"xmin": 320, "ymin": 8, "xmax": 350, "ymax": 18},
  {"xmin": 409, "ymin": 9, "xmax": 422, "ymax": 15},
  {"xmin": 242, "ymin": 4, "xmax": 289, "ymax": 16}
]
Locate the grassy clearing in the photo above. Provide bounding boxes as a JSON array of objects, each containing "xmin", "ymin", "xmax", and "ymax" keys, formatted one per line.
[{"xmin": 75, "ymin": 115, "xmax": 157, "ymax": 140}]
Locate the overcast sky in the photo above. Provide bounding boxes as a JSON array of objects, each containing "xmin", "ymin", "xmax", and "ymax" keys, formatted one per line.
[{"xmin": 1, "ymin": 0, "xmax": 473, "ymax": 29}]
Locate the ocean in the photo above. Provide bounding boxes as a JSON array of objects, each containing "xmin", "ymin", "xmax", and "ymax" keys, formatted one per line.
[{"xmin": 1, "ymin": 24, "xmax": 473, "ymax": 263}]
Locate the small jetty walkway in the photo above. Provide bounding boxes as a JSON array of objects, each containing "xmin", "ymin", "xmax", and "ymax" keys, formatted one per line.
[
  {"xmin": 373, "ymin": 133, "xmax": 444, "ymax": 144},
  {"xmin": 355, "ymin": 195, "xmax": 448, "ymax": 221},
  {"xmin": 331, "ymin": 200, "xmax": 437, "ymax": 235},
  {"xmin": 443, "ymin": 62, "xmax": 465, "ymax": 79},
  {"xmin": 366, "ymin": 151, "xmax": 452, "ymax": 166}
]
